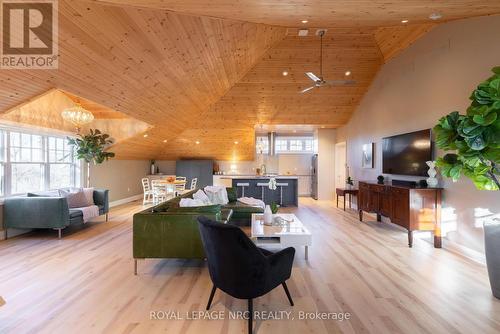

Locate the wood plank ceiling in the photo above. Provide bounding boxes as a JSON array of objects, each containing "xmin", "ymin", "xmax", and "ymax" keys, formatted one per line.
[
  {"xmin": 92, "ymin": 0, "xmax": 500, "ymax": 27},
  {"xmin": 1, "ymin": 0, "xmax": 499, "ymax": 160},
  {"xmin": 0, "ymin": 0, "xmax": 286, "ymax": 159}
]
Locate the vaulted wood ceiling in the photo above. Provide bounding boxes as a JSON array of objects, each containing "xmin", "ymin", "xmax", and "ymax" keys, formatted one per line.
[
  {"xmin": 92, "ymin": 0, "xmax": 500, "ymax": 27},
  {"xmin": 1, "ymin": 0, "xmax": 498, "ymax": 160}
]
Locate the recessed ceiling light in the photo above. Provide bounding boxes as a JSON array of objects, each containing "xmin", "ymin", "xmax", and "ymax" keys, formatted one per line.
[
  {"xmin": 429, "ymin": 12, "xmax": 442, "ymax": 20},
  {"xmin": 345, "ymin": 70, "xmax": 351, "ymax": 76},
  {"xmin": 401, "ymin": 19, "xmax": 409, "ymax": 24},
  {"xmin": 234, "ymin": 141, "xmax": 239, "ymax": 144},
  {"xmin": 143, "ymin": 134, "xmax": 148, "ymax": 138},
  {"xmin": 195, "ymin": 140, "xmax": 200, "ymax": 145},
  {"xmin": 282, "ymin": 70, "xmax": 289, "ymax": 76},
  {"xmin": 301, "ymin": 20, "xmax": 308, "ymax": 24},
  {"xmin": 163, "ymin": 139, "xmax": 167, "ymax": 143}
]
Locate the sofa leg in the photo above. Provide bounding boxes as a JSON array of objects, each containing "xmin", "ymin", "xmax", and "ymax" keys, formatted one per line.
[
  {"xmin": 55, "ymin": 228, "xmax": 62, "ymax": 239},
  {"xmin": 105, "ymin": 213, "xmax": 109, "ymax": 222},
  {"xmin": 4, "ymin": 229, "xmax": 7, "ymax": 240},
  {"xmin": 134, "ymin": 259, "xmax": 138, "ymax": 275}
]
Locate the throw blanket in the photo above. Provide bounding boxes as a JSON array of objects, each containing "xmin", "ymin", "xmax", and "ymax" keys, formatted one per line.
[
  {"xmin": 180, "ymin": 198, "xmax": 207, "ymax": 207},
  {"xmin": 192, "ymin": 190, "xmax": 212, "ymax": 205},
  {"xmin": 74, "ymin": 205, "xmax": 100, "ymax": 223},
  {"xmin": 204, "ymin": 186, "xmax": 228, "ymax": 205},
  {"xmin": 238, "ymin": 197, "xmax": 265, "ymax": 209}
]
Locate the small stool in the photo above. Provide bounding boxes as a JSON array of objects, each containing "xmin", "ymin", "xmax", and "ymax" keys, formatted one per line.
[
  {"xmin": 257, "ymin": 182, "xmax": 268, "ymax": 201},
  {"xmin": 236, "ymin": 182, "xmax": 250, "ymax": 197},
  {"xmin": 276, "ymin": 182, "xmax": 288, "ymax": 206}
]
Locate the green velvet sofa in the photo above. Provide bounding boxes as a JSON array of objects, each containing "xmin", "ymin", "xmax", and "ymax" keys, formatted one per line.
[
  {"xmin": 4, "ymin": 189, "xmax": 109, "ymax": 239},
  {"xmin": 132, "ymin": 188, "xmax": 263, "ymax": 273}
]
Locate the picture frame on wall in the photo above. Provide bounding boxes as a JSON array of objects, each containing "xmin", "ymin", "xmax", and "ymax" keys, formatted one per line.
[{"xmin": 362, "ymin": 143, "xmax": 374, "ymax": 168}]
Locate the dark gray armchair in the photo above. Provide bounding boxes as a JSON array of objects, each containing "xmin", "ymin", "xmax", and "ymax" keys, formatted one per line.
[
  {"xmin": 198, "ymin": 216, "xmax": 295, "ymax": 334},
  {"xmin": 4, "ymin": 189, "xmax": 109, "ymax": 239}
]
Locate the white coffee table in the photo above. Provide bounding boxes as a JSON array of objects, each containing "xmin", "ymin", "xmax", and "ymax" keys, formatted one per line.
[{"xmin": 251, "ymin": 213, "xmax": 312, "ymax": 260}]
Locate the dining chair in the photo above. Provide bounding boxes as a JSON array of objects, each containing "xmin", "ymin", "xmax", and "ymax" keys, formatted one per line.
[
  {"xmin": 151, "ymin": 179, "xmax": 168, "ymax": 204},
  {"xmin": 198, "ymin": 216, "xmax": 295, "ymax": 334},
  {"xmin": 175, "ymin": 176, "xmax": 186, "ymax": 195},
  {"xmin": 141, "ymin": 178, "xmax": 154, "ymax": 205},
  {"xmin": 190, "ymin": 177, "xmax": 198, "ymax": 190}
]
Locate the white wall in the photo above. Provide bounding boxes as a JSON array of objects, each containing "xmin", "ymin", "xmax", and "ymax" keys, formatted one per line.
[
  {"xmin": 317, "ymin": 129, "xmax": 336, "ymax": 200},
  {"xmin": 338, "ymin": 15, "xmax": 500, "ymax": 260}
]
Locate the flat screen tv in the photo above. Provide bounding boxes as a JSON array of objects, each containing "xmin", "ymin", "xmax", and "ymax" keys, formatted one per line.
[{"xmin": 382, "ymin": 129, "xmax": 432, "ymax": 176}]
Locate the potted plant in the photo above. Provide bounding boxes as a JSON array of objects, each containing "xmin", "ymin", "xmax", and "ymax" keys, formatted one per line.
[
  {"xmin": 377, "ymin": 175, "xmax": 385, "ymax": 184},
  {"xmin": 433, "ymin": 66, "xmax": 500, "ymax": 298},
  {"xmin": 268, "ymin": 177, "xmax": 280, "ymax": 214},
  {"xmin": 346, "ymin": 176, "xmax": 354, "ymax": 189},
  {"xmin": 67, "ymin": 128, "xmax": 115, "ymax": 187}
]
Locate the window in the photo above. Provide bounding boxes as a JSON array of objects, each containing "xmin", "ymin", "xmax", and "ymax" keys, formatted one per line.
[
  {"xmin": 0, "ymin": 128, "xmax": 81, "ymax": 196},
  {"xmin": 255, "ymin": 136, "xmax": 269, "ymax": 154},
  {"xmin": 275, "ymin": 136, "xmax": 314, "ymax": 154}
]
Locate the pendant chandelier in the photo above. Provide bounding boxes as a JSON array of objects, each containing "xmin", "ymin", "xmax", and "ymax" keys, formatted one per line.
[{"xmin": 61, "ymin": 103, "xmax": 94, "ymax": 132}]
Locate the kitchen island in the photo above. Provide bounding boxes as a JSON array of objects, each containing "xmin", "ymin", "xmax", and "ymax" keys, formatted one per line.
[{"xmin": 213, "ymin": 175, "xmax": 298, "ymax": 206}]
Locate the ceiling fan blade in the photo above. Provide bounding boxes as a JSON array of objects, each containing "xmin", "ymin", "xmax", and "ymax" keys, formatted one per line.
[
  {"xmin": 305, "ymin": 72, "xmax": 321, "ymax": 82},
  {"xmin": 300, "ymin": 86, "xmax": 316, "ymax": 93},
  {"xmin": 325, "ymin": 80, "xmax": 357, "ymax": 86}
]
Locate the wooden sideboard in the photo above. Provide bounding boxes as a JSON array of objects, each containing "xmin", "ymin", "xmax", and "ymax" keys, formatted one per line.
[{"xmin": 358, "ymin": 181, "xmax": 442, "ymax": 248}]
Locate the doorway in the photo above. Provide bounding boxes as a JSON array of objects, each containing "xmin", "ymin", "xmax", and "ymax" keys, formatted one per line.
[{"xmin": 334, "ymin": 142, "xmax": 347, "ymax": 191}]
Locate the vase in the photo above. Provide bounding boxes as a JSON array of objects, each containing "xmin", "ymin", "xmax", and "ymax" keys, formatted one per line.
[
  {"xmin": 263, "ymin": 205, "xmax": 273, "ymax": 225},
  {"xmin": 485, "ymin": 220, "xmax": 500, "ymax": 299},
  {"xmin": 151, "ymin": 164, "xmax": 155, "ymax": 175},
  {"xmin": 426, "ymin": 161, "xmax": 438, "ymax": 187}
]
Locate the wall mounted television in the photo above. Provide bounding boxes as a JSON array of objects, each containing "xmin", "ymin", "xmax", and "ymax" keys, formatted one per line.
[{"xmin": 382, "ymin": 129, "xmax": 433, "ymax": 176}]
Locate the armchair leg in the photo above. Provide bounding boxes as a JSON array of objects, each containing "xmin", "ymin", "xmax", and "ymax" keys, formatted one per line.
[
  {"xmin": 206, "ymin": 284, "xmax": 217, "ymax": 310},
  {"xmin": 134, "ymin": 259, "xmax": 138, "ymax": 275},
  {"xmin": 248, "ymin": 298, "xmax": 253, "ymax": 334},
  {"xmin": 105, "ymin": 213, "xmax": 109, "ymax": 222},
  {"xmin": 282, "ymin": 282, "xmax": 294, "ymax": 306}
]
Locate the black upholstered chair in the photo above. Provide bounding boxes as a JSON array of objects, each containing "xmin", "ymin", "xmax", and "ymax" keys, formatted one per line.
[{"xmin": 197, "ymin": 216, "xmax": 295, "ymax": 333}]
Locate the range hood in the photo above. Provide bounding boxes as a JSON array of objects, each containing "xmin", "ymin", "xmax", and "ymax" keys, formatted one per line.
[{"xmin": 268, "ymin": 132, "xmax": 276, "ymax": 156}]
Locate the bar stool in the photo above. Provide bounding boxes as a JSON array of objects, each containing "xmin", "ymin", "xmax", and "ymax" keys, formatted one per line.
[
  {"xmin": 276, "ymin": 182, "xmax": 289, "ymax": 206},
  {"xmin": 236, "ymin": 182, "xmax": 250, "ymax": 197},
  {"xmin": 257, "ymin": 182, "xmax": 269, "ymax": 202}
]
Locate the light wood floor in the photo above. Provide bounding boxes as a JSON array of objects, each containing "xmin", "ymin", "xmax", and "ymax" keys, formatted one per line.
[{"xmin": 1, "ymin": 198, "xmax": 499, "ymax": 334}]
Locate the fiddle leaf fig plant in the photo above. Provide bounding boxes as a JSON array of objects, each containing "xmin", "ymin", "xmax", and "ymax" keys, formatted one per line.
[
  {"xmin": 433, "ymin": 67, "xmax": 500, "ymax": 190},
  {"xmin": 67, "ymin": 129, "xmax": 115, "ymax": 187}
]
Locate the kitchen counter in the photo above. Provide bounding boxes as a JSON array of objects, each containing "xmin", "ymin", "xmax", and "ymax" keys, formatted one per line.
[
  {"xmin": 215, "ymin": 175, "xmax": 299, "ymax": 179},
  {"xmin": 213, "ymin": 175, "xmax": 299, "ymax": 206}
]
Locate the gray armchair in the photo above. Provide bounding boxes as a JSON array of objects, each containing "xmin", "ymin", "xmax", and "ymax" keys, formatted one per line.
[{"xmin": 4, "ymin": 189, "xmax": 109, "ymax": 239}]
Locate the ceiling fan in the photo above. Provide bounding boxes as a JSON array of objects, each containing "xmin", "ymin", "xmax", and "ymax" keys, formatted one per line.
[{"xmin": 300, "ymin": 30, "xmax": 356, "ymax": 94}]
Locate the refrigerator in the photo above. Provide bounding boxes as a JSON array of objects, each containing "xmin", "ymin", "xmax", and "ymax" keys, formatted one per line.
[
  {"xmin": 311, "ymin": 154, "xmax": 318, "ymax": 200},
  {"xmin": 175, "ymin": 160, "xmax": 214, "ymax": 188}
]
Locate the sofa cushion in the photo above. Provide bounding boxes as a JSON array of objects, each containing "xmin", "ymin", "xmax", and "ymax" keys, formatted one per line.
[
  {"xmin": 27, "ymin": 190, "xmax": 60, "ymax": 197},
  {"xmin": 226, "ymin": 187, "xmax": 238, "ymax": 202},
  {"xmin": 168, "ymin": 204, "xmax": 221, "ymax": 214},
  {"xmin": 223, "ymin": 201, "xmax": 264, "ymax": 219},
  {"xmin": 59, "ymin": 189, "xmax": 90, "ymax": 208},
  {"xmin": 69, "ymin": 209, "xmax": 83, "ymax": 219}
]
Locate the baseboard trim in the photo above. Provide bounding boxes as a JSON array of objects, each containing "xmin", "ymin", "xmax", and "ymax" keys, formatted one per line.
[{"xmin": 109, "ymin": 194, "xmax": 143, "ymax": 208}]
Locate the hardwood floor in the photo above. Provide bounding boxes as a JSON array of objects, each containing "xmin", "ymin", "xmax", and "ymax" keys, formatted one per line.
[{"xmin": 0, "ymin": 198, "xmax": 499, "ymax": 333}]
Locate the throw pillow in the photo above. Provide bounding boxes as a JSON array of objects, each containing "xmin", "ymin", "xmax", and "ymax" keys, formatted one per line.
[
  {"xmin": 82, "ymin": 187, "xmax": 95, "ymax": 206},
  {"xmin": 59, "ymin": 189, "xmax": 90, "ymax": 208},
  {"xmin": 226, "ymin": 187, "xmax": 237, "ymax": 202}
]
